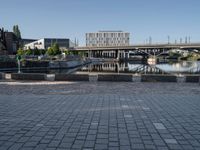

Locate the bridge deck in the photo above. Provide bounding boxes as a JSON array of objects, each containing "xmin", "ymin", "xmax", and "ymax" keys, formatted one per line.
[{"xmin": 71, "ymin": 43, "xmax": 200, "ymax": 51}]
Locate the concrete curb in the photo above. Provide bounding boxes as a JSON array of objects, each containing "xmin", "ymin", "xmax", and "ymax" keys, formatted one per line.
[{"xmin": 0, "ymin": 73, "xmax": 199, "ymax": 83}]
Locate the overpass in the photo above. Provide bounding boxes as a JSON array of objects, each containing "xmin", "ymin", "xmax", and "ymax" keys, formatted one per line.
[{"xmin": 69, "ymin": 43, "xmax": 200, "ymax": 60}]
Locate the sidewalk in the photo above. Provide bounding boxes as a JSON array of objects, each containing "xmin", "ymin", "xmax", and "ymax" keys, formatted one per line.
[{"xmin": 0, "ymin": 82, "xmax": 200, "ymax": 150}]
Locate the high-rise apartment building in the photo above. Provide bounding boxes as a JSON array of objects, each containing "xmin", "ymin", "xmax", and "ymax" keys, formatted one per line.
[{"xmin": 86, "ymin": 31, "xmax": 130, "ymax": 47}]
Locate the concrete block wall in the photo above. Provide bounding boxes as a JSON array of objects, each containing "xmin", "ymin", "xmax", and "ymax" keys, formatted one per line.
[
  {"xmin": 132, "ymin": 75, "xmax": 141, "ymax": 82},
  {"xmin": 11, "ymin": 73, "xmax": 46, "ymax": 81},
  {"xmin": 185, "ymin": 75, "xmax": 200, "ymax": 83},
  {"xmin": 55, "ymin": 74, "xmax": 89, "ymax": 81},
  {"xmin": 0, "ymin": 73, "xmax": 5, "ymax": 80},
  {"xmin": 141, "ymin": 74, "xmax": 177, "ymax": 82},
  {"xmin": 98, "ymin": 74, "xmax": 132, "ymax": 82},
  {"xmin": 0, "ymin": 73, "xmax": 199, "ymax": 83}
]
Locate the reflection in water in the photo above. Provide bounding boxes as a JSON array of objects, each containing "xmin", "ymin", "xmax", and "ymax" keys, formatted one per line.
[
  {"xmin": 79, "ymin": 61, "xmax": 200, "ymax": 75},
  {"xmin": 1, "ymin": 61, "xmax": 200, "ymax": 75}
]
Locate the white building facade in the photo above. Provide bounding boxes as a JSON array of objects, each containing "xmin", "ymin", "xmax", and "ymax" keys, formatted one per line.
[
  {"xmin": 86, "ymin": 31, "xmax": 130, "ymax": 47},
  {"xmin": 24, "ymin": 38, "xmax": 74, "ymax": 50}
]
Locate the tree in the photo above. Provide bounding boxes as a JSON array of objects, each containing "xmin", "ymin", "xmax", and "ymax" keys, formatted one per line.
[
  {"xmin": 52, "ymin": 43, "xmax": 61, "ymax": 55},
  {"xmin": 46, "ymin": 43, "xmax": 61, "ymax": 56},
  {"xmin": 13, "ymin": 25, "xmax": 21, "ymax": 39},
  {"xmin": 64, "ymin": 50, "xmax": 70, "ymax": 55},
  {"xmin": 34, "ymin": 47, "xmax": 41, "ymax": 56},
  {"xmin": 78, "ymin": 51, "xmax": 85, "ymax": 57},
  {"xmin": 46, "ymin": 47, "xmax": 54, "ymax": 56},
  {"xmin": 17, "ymin": 48, "xmax": 25, "ymax": 56},
  {"xmin": 25, "ymin": 48, "xmax": 32, "ymax": 55},
  {"xmin": 41, "ymin": 49, "xmax": 46, "ymax": 55}
]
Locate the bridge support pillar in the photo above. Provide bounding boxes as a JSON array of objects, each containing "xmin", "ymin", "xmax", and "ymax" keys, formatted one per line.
[
  {"xmin": 125, "ymin": 50, "xmax": 129, "ymax": 60},
  {"xmin": 115, "ymin": 50, "xmax": 119, "ymax": 60}
]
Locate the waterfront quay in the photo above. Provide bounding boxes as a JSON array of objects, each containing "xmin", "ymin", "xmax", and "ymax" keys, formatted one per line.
[{"xmin": 0, "ymin": 81, "xmax": 200, "ymax": 150}]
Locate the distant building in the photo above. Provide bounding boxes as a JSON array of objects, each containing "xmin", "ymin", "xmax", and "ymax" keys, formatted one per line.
[
  {"xmin": 24, "ymin": 38, "xmax": 74, "ymax": 50},
  {"xmin": 0, "ymin": 42, "xmax": 6, "ymax": 55},
  {"xmin": 4, "ymin": 32, "xmax": 19, "ymax": 54},
  {"xmin": 86, "ymin": 31, "xmax": 130, "ymax": 47},
  {"xmin": 21, "ymin": 39, "xmax": 38, "ymax": 46},
  {"xmin": 0, "ymin": 29, "xmax": 6, "ymax": 55},
  {"xmin": 0, "ymin": 28, "xmax": 19, "ymax": 55}
]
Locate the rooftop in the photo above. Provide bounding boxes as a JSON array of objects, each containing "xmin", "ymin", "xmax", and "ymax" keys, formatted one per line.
[{"xmin": 98, "ymin": 30, "xmax": 124, "ymax": 32}]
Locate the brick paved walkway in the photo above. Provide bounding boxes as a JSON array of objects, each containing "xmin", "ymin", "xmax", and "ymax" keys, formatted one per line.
[{"xmin": 0, "ymin": 82, "xmax": 200, "ymax": 150}]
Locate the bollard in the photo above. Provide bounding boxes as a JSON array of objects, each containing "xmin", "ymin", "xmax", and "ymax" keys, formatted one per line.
[
  {"xmin": 89, "ymin": 74, "xmax": 98, "ymax": 82},
  {"xmin": 177, "ymin": 75, "xmax": 185, "ymax": 83},
  {"xmin": 45, "ymin": 74, "xmax": 55, "ymax": 81},
  {"xmin": 132, "ymin": 75, "xmax": 141, "ymax": 82}
]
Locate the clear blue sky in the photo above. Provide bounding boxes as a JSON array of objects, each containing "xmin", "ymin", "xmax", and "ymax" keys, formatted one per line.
[{"xmin": 1, "ymin": 0, "xmax": 200, "ymax": 46}]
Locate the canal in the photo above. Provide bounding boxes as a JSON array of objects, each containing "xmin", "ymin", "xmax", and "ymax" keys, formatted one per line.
[
  {"xmin": 1, "ymin": 61, "xmax": 199, "ymax": 75},
  {"xmin": 78, "ymin": 61, "xmax": 200, "ymax": 75}
]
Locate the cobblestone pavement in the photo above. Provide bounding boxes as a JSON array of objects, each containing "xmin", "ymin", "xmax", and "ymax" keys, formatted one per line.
[{"xmin": 0, "ymin": 81, "xmax": 200, "ymax": 150}]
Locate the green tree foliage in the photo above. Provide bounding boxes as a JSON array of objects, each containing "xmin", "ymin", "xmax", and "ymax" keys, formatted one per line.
[
  {"xmin": 13, "ymin": 25, "xmax": 21, "ymax": 39},
  {"xmin": 63, "ymin": 50, "xmax": 85, "ymax": 56},
  {"xmin": 78, "ymin": 51, "xmax": 85, "ymax": 57},
  {"xmin": 17, "ymin": 47, "xmax": 46, "ymax": 56},
  {"xmin": 46, "ymin": 47, "xmax": 54, "ymax": 56},
  {"xmin": 52, "ymin": 43, "xmax": 61, "ymax": 55},
  {"xmin": 64, "ymin": 50, "xmax": 70, "ymax": 55},
  {"xmin": 17, "ymin": 48, "xmax": 25, "ymax": 56},
  {"xmin": 41, "ymin": 49, "xmax": 46, "ymax": 55},
  {"xmin": 25, "ymin": 48, "xmax": 32, "ymax": 55},
  {"xmin": 34, "ymin": 47, "xmax": 41, "ymax": 56},
  {"xmin": 46, "ymin": 43, "xmax": 61, "ymax": 56}
]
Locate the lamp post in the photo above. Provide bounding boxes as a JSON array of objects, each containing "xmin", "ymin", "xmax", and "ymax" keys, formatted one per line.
[{"xmin": 16, "ymin": 55, "xmax": 21, "ymax": 73}]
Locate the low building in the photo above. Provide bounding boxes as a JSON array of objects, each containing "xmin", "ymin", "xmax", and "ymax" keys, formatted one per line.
[
  {"xmin": 21, "ymin": 39, "xmax": 38, "ymax": 46},
  {"xmin": 86, "ymin": 31, "xmax": 130, "ymax": 47},
  {"xmin": 24, "ymin": 38, "xmax": 74, "ymax": 50}
]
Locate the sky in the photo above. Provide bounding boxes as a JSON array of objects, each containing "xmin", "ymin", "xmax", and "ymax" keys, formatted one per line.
[{"xmin": 1, "ymin": 0, "xmax": 200, "ymax": 46}]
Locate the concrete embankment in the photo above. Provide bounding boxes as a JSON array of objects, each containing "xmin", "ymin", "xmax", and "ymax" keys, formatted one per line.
[{"xmin": 1, "ymin": 73, "xmax": 199, "ymax": 83}]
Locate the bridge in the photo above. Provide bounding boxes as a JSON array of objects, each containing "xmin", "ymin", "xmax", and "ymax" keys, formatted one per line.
[{"xmin": 70, "ymin": 43, "xmax": 200, "ymax": 60}]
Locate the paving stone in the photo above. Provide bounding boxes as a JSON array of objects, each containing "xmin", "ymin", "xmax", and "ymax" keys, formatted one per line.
[
  {"xmin": 0, "ymin": 82, "xmax": 200, "ymax": 149},
  {"xmin": 95, "ymin": 143, "xmax": 108, "ymax": 149},
  {"xmin": 153, "ymin": 123, "xmax": 166, "ymax": 130},
  {"xmin": 8, "ymin": 143, "xmax": 23, "ymax": 150},
  {"xmin": 164, "ymin": 138, "xmax": 178, "ymax": 144}
]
